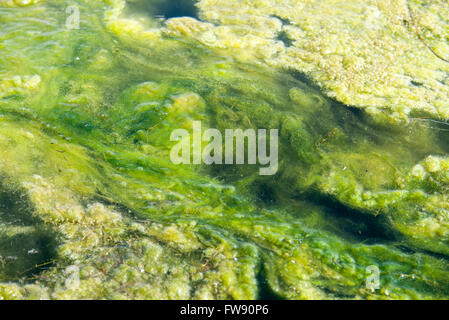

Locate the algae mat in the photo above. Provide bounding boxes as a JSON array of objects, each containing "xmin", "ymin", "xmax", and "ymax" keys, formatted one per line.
[{"xmin": 1, "ymin": 0, "xmax": 449, "ymax": 300}]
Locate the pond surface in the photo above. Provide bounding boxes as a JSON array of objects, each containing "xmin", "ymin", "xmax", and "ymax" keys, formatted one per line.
[{"xmin": 1, "ymin": 0, "xmax": 449, "ymax": 300}]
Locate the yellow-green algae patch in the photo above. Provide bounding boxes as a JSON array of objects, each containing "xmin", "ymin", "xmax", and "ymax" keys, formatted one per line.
[
  {"xmin": 0, "ymin": 0, "xmax": 43, "ymax": 7},
  {"xmin": 1, "ymin": 0, "xmax": 449, "ymax": 300},
  {"xmin": 164, "ymin": 0, "xmax": 449, "ymax": 123}
]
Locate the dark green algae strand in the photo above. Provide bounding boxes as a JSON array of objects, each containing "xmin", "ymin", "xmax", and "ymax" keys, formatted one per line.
[{"xmin": 1, "ymin": 0, "xmax": 449, "ymax": 299}]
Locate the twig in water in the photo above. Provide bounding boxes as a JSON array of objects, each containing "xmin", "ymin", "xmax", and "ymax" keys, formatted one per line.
[
  {"xmin": 406, "ymin": 0, "xmax": 449, "ymax": 63},
  {"xmin": 410, "ymin": 117, "xmax": 449, "ymax": 131}
]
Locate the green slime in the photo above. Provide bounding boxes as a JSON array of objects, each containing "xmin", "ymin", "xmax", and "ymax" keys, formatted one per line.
[{"xmin": 1, "ymin": 0, "xmax": 449, "ymax": 299}]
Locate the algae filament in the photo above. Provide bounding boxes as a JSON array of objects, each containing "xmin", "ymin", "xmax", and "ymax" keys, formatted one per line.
[{"xmin": 0, "ymin": 0, "xmax": 449, "ymax": 300}]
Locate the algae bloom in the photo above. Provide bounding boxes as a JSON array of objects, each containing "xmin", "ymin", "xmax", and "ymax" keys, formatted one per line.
[{"xmin": 1, "ymin": 0, "xmax": 449, "ymax": 300}]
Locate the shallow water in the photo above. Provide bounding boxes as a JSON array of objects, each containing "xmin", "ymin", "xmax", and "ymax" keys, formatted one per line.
[{"xmin": 1, "ymin": 0, "xmax": 449, "ymax": 300}]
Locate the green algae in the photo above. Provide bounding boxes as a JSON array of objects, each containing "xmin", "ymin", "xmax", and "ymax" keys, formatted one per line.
[
  {"xmin": 1, "ymin": 0, "xmax": 449, "ymax": 300},
  {"xmin": 170, "ymin": 0, "xmax": 449, "ymax": 123}
]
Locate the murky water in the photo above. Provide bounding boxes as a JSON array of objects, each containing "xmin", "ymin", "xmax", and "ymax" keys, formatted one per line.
[{"xmin": 1, "ymin": 0, "xmax": 449, "ymax": 299}]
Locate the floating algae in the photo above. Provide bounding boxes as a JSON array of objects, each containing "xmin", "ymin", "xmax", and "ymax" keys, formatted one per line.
[
  {"xmin": 1, "ymin": 0, "xmax": 449, "ymax": 300},
  {"xmin": 168, "ymin": 0, "xmax": 449, "ymax": 123}
]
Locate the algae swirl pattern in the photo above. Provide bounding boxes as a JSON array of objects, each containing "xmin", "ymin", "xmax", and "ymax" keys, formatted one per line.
[{"xmin": 1, "ymin": 0, "xmax": 449, "ymax": 300}]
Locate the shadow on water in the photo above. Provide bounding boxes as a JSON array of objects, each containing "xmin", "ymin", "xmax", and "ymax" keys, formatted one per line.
[
  {"xmin": 0, "ymin": 181, "xmax": 57, "ymax": 282},
  {"xmin": 127, "ymin": 0, "xmax": 198, "ymax": 19},
  {"xmin": 257, "ymin": 259, "xmax": 283, "ymax": 300},
  {"xmin": 295, "ymin": 190, "xmax": 398, "ymax": 244}
]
